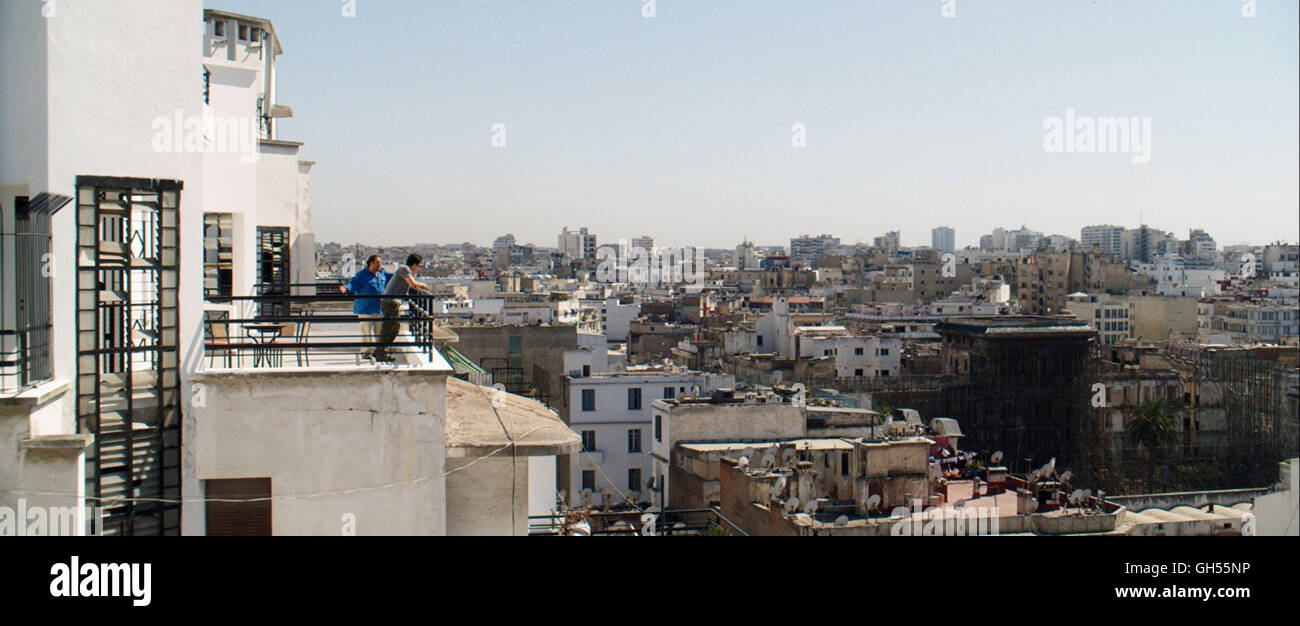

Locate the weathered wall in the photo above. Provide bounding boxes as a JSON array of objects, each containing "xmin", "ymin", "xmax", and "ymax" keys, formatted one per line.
[
  {"xmin": 186, "ymin": 369, "xmax": 446, "ymax": 536},
  {"xmin": 446, "ymin": 455, "xmax": 529, "ymax": 536}
]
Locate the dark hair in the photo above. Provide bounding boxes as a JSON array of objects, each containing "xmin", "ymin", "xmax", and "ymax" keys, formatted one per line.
[
  {"xmin": 405, "ymin": 254, "xmax": 423, "ymax": 267},
  {"xmin": 367, "ymin": 255, "xmax": 381, "ymax": 265}
]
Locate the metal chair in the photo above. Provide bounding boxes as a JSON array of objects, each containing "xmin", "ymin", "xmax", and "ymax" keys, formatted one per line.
[{"xmin": 204, "ymin": 311, "xmax": 234, "ymax": 368}]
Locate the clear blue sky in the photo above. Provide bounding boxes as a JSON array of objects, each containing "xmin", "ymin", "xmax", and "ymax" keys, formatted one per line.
[{"xmin": 210, "ymin": 0, "xmax": 1298, "ymax": 249}]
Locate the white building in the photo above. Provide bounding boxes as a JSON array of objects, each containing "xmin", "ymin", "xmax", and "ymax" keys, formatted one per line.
[
  {"xmin": 493, "ymin": 234, "xmax": 516, "ymax": 250},
  {"xmin": 791, "ymin": 327, "xmax": 902, "ymax": 378},
  {"xmin": 735, "ymin": 240, "xmax": 760, "ymax": 270},
  {"xmin": 1136, "ymin": 256, "xmax": 1226, "ymax": 297},
  {"xmin": 558, "ymin": 226, "xmax": 597, "ymax": 261},
  {"xmin": 790, "ymin": 234, "xmax": 840, "ymax": 268},
  {"xmin": 565, "ymin": 369, "xmax": 733, "ymax": 507},
  {"xmin": 1, "ymin": 1, "xmax": 578, "ymax": 536},
  {"xmin": 1065, "ymin": 293, "xmax": 1134, "ymax": 345},
  {"xmin": 582, "ymin": 297, "xmax": 640, "ymax": 344},
  {"xmin": 1080, "ymin": 225, "xmax": 1124, "ymax": 257}
]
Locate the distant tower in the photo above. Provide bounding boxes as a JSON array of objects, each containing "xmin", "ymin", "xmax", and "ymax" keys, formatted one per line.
[{"xmin": 931, "ymin": 227, "xmax": 955, "ymax": 254}]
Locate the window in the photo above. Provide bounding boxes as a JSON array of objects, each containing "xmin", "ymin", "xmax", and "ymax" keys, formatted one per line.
[
  {"xmin": 628, "ymin": 429, "xmax": 642, "ymax": 453},
  {"xmin": 581, "ymin": 389, "xmax": 595, "ymax": 412},
  {"xmin": 205, "ymin": 478, "xmax": 272, "ymax": 536},
  {"xmin": 663, "ymin": 386, "xmax": 675, "ymax": 399},
  {"xmin": 3, "ymin": 193, "xmax": 60, "ymax": 393},
  {"xmin": 238, "ymin": 23, "xmax": 249, "ymax": 41},
  {"xmin": 582, "ymin": 364, "xmax": 591, "ymax": 377},
  {"xmin": 214, "ymin": 20, "xmax": 225, "ymax": 37},
  {"xmin": 841, "ymin": 453, "xmax": 849, "ymax": 476},
  {"xmin": 855, "ymin": 369, "xmax": 864, "ymax": 377},
  {"xmin": 628, "ymin": 468, "xmax": 642, "ymax": 492},
  {"xmin": 581, "ymin": 430, "xmax": 596, "ymax": 452},
  {"xmin": 855, "ymin": 347, "xmax": 864, "ymax": 355},
  {"xmin": 757, "ymin": 335, "xmax": 763, "ymax": 346},
  {"xmin": 582, "ymin": 470, "xmax": 595, "ymax": 491},
  {"xmin": 204, "ymin": 213, "xmax": 233, "ymax": 298},
  {"xmin": 654, "ymin": 415, "xmax": 662, "ymax": 442},
  {"xmin": 508, "ymin": 336, "xmax": 522, "ymax": 354},
  {"xmin": 628, "ymin": 387, "xmax": 642, "ymax": 410},
  {"xmin": 878, "ymin": 348, "xmax": 890, "ymax": 356}
]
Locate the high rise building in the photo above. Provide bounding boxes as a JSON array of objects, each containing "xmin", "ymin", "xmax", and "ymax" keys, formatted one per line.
[
  {"xmin": 931, "ymin": 226, "xmax": 955, "ymax": 254},
  {"xmin": 790, "ymin": 234, "xmax": 840, "ymax": 268},
  {"xmin": 559, "ymin": 226, "xmax": 598, "ymax": 261},
  {"xmin": 1080, "ymin": 225, "xmax": 1123, "ymax": 257},
  {"xmin": 493, "ymin": 234, "xmax": 516, "ymax": 250}
]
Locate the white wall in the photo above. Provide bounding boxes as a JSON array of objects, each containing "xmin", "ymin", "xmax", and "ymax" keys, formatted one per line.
[
  {"xmin": 186, "ymin": 370, "xmax": 448, "ymax": 536},
  {"xmin": 1255, "ymin": 458, "xmax": 1299, "ymax": 536},
  {"xmin": 566, "ymin": 372, "xmax": 733, "ymax": 505},
  {"xmin": 1, "ymin": 0, "xmax": 208, "ymax": 394}
]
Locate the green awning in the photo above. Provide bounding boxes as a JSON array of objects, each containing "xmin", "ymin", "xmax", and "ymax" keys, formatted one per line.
[{"xmin": 438, "ymin": 345, "xmax": 487, "ymax": 375}]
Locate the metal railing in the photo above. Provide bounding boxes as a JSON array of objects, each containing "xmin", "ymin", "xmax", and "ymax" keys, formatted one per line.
[
  {"xmin": 0, "ymin": 324, "xmax": 53, "ymax": 394},
  {"xmin": 202, "ymin": 291, "xmax": 449, "ymax": 369}
]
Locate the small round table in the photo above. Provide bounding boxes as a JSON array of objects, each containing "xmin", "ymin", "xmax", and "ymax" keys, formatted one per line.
[{"xmin": 246, "ymin": 323, "xmax": 285, "ymax": 367}]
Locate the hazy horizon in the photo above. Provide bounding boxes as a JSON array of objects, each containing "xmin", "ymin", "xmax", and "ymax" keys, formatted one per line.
[{"xmin": 212, "ymin": 0, "xmax": 1299, "ymax": 250}]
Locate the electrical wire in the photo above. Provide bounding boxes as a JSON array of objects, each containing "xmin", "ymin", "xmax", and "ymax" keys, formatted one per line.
[{"xmin": 0, "ymin": 423, "xmax": 558, "ymax": 506}]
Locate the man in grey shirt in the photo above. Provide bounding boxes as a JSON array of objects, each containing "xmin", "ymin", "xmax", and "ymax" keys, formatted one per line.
[{"xmin": 374, "ymin": 254, "xmax": 431, "ymax": 362}]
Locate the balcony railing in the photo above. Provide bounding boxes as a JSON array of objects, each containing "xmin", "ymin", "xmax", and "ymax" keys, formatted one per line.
[
  {"xmin": 0, "ymin": 324, "xmax": 53, "ymax": 394},
  {"xmin": 203, "ymin": 290, "xmax": 456, "ymax": 370}
]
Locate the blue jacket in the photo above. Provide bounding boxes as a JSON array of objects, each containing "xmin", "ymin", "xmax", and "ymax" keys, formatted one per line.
[{"xmin": 347, "ymin": 268, "xmax": 392, "ymax": 315}]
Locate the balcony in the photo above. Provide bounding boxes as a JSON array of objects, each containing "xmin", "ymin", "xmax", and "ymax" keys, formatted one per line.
[
  {"xmin": 0, "ymin": 324, "xmax": 52, "ymax": 395},
  {"xmin": 202, "ymin": 290, "xmax": 459, "ymax": 372}
]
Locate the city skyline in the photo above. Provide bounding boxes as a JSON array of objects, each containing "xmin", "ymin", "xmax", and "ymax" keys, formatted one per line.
[{"xmin": 213, "ymin": 0, "xmax": 1298, "ymax": 249}]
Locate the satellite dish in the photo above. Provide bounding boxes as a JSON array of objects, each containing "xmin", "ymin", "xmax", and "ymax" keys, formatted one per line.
[
  {"xmin": 558, "ymin": 489, "xmax": 568, "ymax": 502},
  {"xmin": 1069, "ymin": 489, "xmax": 1085, "ymax": 505},
  {"xmin": 567, "ymin": 520, "xmax": 592, "ymax": 536},
  {"xmin": 991, "ymin": 451, "xmax": 1004, "ymax": 465},
  {"xmin": 737, "ymin": 456, "xmax": 750, "ymax": 469},
  {"xmin": 782, "ymin": 497, "xmax": 800, "ymax": 515},
  {"xmin": 1059, "ymin": 470, "xmax": 1073, "ymax": 483},
  {"xmin": 1082, "ymin": 489, "xmax": 1093, "ymax": 501},
  {"xmin": 866, "ymin": 494, "xmax": 883, "ymax": 511},
  {"xmin": 803, "ymin": 499, "xmax": 820, "ymax": 515},
  {"xmin": 834, "ymin": 515, "xmax": 849, "ymax": 527}
]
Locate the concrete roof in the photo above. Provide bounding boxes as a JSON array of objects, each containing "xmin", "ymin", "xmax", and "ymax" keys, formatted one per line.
[
  {"xmin": 1126, "ymin": 503, "xmax": 1253, "ymax": 526},
  {"xmin": 444, "ymin": 378, "xmax": 581, "ymax": 457}
]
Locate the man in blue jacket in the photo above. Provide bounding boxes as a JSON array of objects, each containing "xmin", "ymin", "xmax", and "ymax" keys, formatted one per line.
[{"xmin": 341, "ymin": 255, "xmax": 391, "ymax": 359}]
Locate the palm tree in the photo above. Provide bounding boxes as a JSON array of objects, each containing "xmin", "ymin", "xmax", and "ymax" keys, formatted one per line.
[{"xmin": 1126, "ymin": 397, "xmax": 1179, "ymax": 489}]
